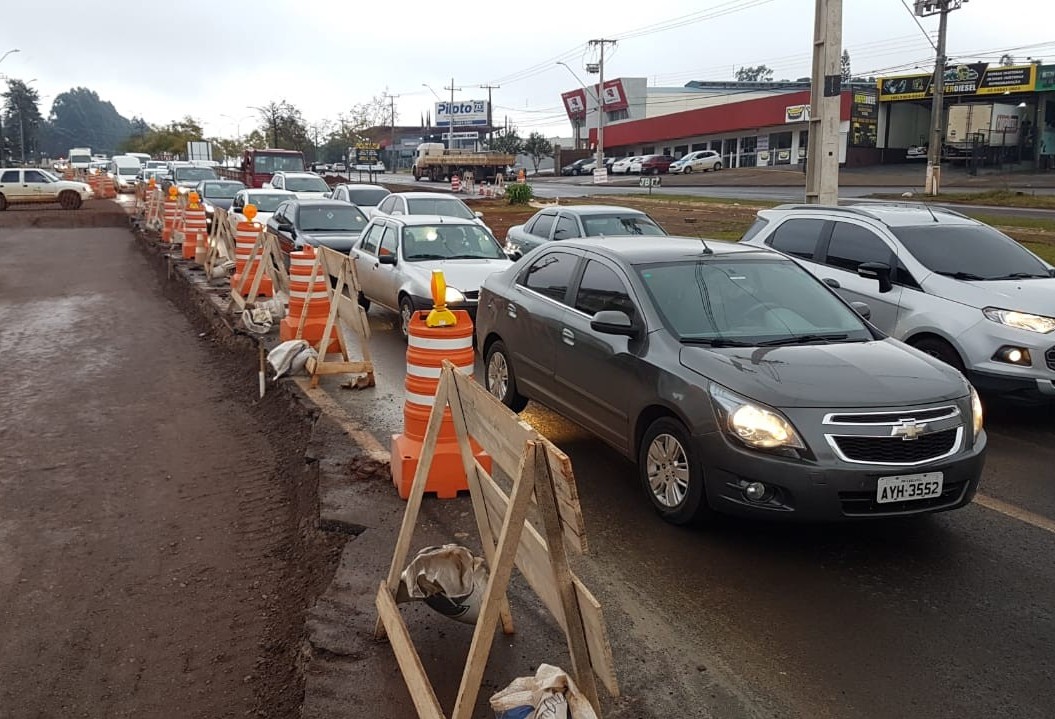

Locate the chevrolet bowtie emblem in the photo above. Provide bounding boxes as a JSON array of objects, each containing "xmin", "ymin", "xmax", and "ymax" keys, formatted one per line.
[{"xmin": 891, "ymin": 419, "xmax": 928, "ymax": 440}]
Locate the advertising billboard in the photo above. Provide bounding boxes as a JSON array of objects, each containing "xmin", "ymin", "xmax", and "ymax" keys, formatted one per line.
[
  {"xmin": 435, "ymin": 100, "xmax": 490, "ymax": 127},
  {"xmin": 561, "ymin": 88, "xmax": 588, "ymax": 121},
  {"xmin": 599, "ymin": 79, "xmax": 629, "ymax": 112},
  {"xmin": 878, "ymin": 63, "xmax": 1037, "ymax": 101}
]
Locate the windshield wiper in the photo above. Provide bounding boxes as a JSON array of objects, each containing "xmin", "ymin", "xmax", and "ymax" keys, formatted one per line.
[
  {"xmin": 679, "ymin": 337, "xmax": 756, "ymax": 347},
  {"xmin": 756, "ymin": 333, "xmax": 851, "ymax": 346},
  {"xmin": 935, "ymin": 270, "xmax": 986, "ymax": 280},
  {"xmin": 446, "ymin": 254, "xmax": 492, "ymax": 259},
  {"xmin": 406, "ymin": 253, "xmax": 446, "ymax": 260},
  {"xmin": 984, "ymin": 272, "xmax": 1050, "ymax": 280}
]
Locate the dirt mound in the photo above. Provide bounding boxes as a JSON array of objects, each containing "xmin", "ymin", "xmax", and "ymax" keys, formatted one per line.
[{"xmin": 0, "ymin": 200, "xmax": 129, "ymax": 229}]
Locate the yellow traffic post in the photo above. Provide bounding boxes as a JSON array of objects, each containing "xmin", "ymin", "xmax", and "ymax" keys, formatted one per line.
[{"xmin": 426, "ymin": 269, "xmax": 458, "ymax": 327}]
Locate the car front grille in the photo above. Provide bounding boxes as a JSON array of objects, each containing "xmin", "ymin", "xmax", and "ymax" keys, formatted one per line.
[
  {"xmin": 827, "ymin": 407, "xmax": 958, "ymax": 425},
  {"xmin": 832, "ymin": 428, "xmax": 959, "ymax": 464},
  {"xmin": 838, "ymin": 479, "xmax": 969, "ymax": 516},
  {"xmin": 1046, "ymin": 347, "xmax": 1055, "ymax": 371}
]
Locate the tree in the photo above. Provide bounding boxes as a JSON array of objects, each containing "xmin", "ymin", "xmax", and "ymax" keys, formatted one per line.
[
  {"xmin": 523, "ymin": 132, "xmax": 553, "ymax": 173},
  {"xmin": 2, "ymin": 78, "xmax": 44, "ymax": 164},
  {"xmin": 252, "ymin": 100, "xmax": 310, "ymax": 153},
  {"xmin": 488, "ymin": 126, "xmax": 523, "ymax": 156},
  {"xmin": 735, "ymin": 65, "xmax": 773, "ymax": 82},
  {"xmin": 119, "ymin": 116, "xmax": 205, "ymax": 158},
  {"xmin": 999, "ymin": 53, "xmax": 1015, "ymax": 66},
  {"xmin": 841, "ymin": 50, "xmax": 852, "ymax": 82},
  {"xmin": 42, "ymin": 87, "xmax": 133, "ymax": 157}
]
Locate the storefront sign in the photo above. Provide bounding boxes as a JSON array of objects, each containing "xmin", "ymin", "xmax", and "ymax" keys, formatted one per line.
[
  {"xmin": 441, "ymin": 131, "xmax": 480, "ymax": 140},
  {"xmin": 561, "ymin": 89, "xmax": 588, "ymax": 121},
  {"xmin": 435, "ymin": 100, "xmax": 490, "ymax": 127},
  {"xmin": 878, "ymin": 63, "xmax": 1037, "ymax": 101},
  {"xmin": 756, "ymin": 136, "xmax": 770, "ymax": 151},
  {"xmin": 785, "ymin": 104, "xmax": 810, "ymax": 123},
  {"xmin": 1037, "ymin": 65, "xmax": 1055, "ymax": 92},
  {"xmin": 599, "ymin": 79, "xmax": 629, "ymax": 113},
  {"xmin": 353, "ymin": 143, "xmax": 380, "ymax": 164},
  {"xmin": 850, "ymin": 88, "xmax": 878, "ymax": 148}
]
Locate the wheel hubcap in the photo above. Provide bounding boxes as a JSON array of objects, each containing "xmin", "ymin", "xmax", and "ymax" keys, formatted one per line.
[
  {"xmin": 487, "ymin": 353, "xmax": 509, "ymax": 400},
  {"xmin": 646, "ymin": 434, "xmax": 690, "ymax": 508},
  {"xmin": 400, "ymin": 304, "xmax": 412, "ymax": 336}
]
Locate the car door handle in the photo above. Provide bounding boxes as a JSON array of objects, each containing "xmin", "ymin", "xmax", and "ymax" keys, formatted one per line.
[
  {"xmin": 507, "ymin": 304, "xmax": 517, "ymax": 319},
  {"xmin": 562, "ymin": 328, "xmax": 575, "ymax": 346},
  {"xmin": 823, "ymin": 278, "xmax": 841, "ymax": 289}
]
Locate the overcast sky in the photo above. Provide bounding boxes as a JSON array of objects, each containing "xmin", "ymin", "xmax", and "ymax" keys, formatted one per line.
[{"xmin": 1, "ymin": 0, "xmax": 1052, "ymax": 140}]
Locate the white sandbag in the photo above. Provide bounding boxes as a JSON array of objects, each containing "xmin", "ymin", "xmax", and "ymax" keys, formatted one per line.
[
  {"xmin": 267, "ymin": 340, "xmax": 317, "ymax": 379},
  {"xmin": 397, "ymin": 544, "xmax": 488, "ymax": 625},
  {"xmin": 491, "ymin": 664, "xmax": 599, "ymax": 719}
]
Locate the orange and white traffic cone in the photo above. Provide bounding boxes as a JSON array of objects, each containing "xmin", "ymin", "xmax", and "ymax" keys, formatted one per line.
[
  {"xmin": 182, "ymin": 191, "xmax": 208, "ymax": 261},
  {"xmin": 161, "ymin": 187, "xmax": 179, "ymax": 242},
  {"xmin": 230, "ymin": 204, "xmax": 273, "ymax": 297},
  {"xmin": 280, "ymin": 246, "xmax": 338, "ymax": 353}
]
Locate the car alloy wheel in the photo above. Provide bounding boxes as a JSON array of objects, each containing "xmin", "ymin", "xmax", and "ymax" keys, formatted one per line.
[
  {"xmin": 484, "ymin": 340, "xmax": 528, "ymax": 412},
  {"xmin": 487, "ymin": 351, "xmax": 509, "ymax": 401},
  {"xmin": 683, "ymin": 166, "xmax": 693, "ymax": 174},
  {"xmin": 399, "ymin": 296, "xmax": 415, "ymax": 340},
  {"xmin": 646, "ymin": 433, "xmax": 690, "ymax": 508},
  {"xmin": 639, "ymin": 417, "xmax": 708, "ymax": 524}
]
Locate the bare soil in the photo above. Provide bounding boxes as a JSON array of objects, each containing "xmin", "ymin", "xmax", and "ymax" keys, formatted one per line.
[
  {"xmin": 0, "ymin": 225, "xmax": 338, "ymax": 718},
  {"xmin": 0, "ymin": 199, "xmax": 130, "ymax": 228}
]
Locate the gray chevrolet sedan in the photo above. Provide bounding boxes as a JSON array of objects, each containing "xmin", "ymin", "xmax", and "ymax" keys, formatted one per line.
[{"xmin": 475, "ymin": 236, "xmax": 987, "ymax": 525}]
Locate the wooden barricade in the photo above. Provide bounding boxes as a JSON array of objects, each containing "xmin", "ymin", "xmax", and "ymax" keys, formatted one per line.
[
  {"xmin": 228, "ymin": 228, "xmax": 289, "ymax": 311},
  {"xmin": 375, "ymin": 361, "xmax": 618, "ymax": 719},
  {"xmin": 297, "ymin": 246, "xmax": 375, "ymax": 389},
  {"xmin": 204, "ymin": 207, "xmax": 237, "ymax": 279},
  {"xmin": 144, "ymin": 187, "xmax": 164, "ymax": 232}
]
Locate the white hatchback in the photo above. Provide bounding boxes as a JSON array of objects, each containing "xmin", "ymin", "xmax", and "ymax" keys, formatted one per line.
[{"xmin": 670, "ymin": 150, "xmax": 723, "ymax": 174}]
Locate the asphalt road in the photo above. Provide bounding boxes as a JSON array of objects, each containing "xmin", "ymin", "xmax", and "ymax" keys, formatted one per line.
[{"xmin": 355, "ymin": 308, "xmax": 1055, "ymax": 719}]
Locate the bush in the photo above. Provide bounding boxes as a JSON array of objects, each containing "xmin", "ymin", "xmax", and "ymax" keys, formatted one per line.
[{"xmin": 505, "ymin": 182, "xmax": 534, "ymax": 205}]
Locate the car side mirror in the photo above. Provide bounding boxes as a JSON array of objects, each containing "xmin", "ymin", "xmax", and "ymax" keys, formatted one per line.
[
  {"xmin": 850, "ymin": 301, "xmax": 872, "ymax": 320},
  {"xmin": 857, "ymin": 261, "xmax": 893, "ymax": 293},
  {"xmin": 278, "ymin": 222, "xmax": 294, "ymax": 235},
  {"xmin": 590, "ymin": 310, "xmax": 639, "ymax": 338},
  {"xmin": 378, "ymin": 253, "xmax": 397, "ymax": 265}
]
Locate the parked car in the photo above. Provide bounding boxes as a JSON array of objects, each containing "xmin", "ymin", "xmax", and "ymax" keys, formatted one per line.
[
  {"xmin": 227, "ymin": 189, "xmax": 296, "ymax": 232},
  {"xmin": 611, "ymin": 156, "xmax": 642, "ymax": 174},
  {"xmin": 740, "ymin": 202, "xmax": 1055, "ymax": 403},
  {"xmin": 163, "ymin": 164, "xmax": 218, "ymax": 193},
  {"xmin": 265, "ymin": 198, "xmax": 370, "ymax": 255},
  {"xmin": 0, "ymin": 167, "xmax": 94, "ymax": 210},
  {"xmin": 333, "ymin": 162, "xmax": 347, "ymax": 173},
  {"xmin": 192, "ymin": 179, "xmax": 246, "ymax": 229},
  {"xmin": 265, "ymin": 171, "xmax": 331, "ymax": 199},
  {"xmin": 350, "ymin": 214, "xmax": 513, "ymax": 339},
  {"xmin": 110, "ymin": 155, "xmax": 143, "ymax": 192},
  {"xmin": 639, "ymin": 154, "xmax": 675, "ymax": 175},
  {"xmin": 561, "ymin": 159, "xmax": 592, "ymax": 176},
  {"xmin": 504, "ymin": 205, "xmax": 667, "ymax": 258},
  {"xmin": 579, "ymin": 157, "xmax": 615, "ymax": 174},
  {"xmin": 628, "ymin": 157, "xmax": 646, "ymax": 173},
  {"xmin": 670, "ymin": 150, "xmax": 723, "ymax": 174},
  {"xmin": 329, "ymin": 183, "xmax": 391, "ymax": 214},
  {"xmin": 374, "ymin": 191, "xmax": 491, "ymax": 234},
  {"xmin": 476, "ymin": 235, "xmax": 986, "ymax": 525}
]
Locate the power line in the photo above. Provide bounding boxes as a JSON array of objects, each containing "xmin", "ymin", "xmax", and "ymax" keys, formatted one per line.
[{"xmin": 899, "ymin": 0, "xmax": 939, "ymax": 51}]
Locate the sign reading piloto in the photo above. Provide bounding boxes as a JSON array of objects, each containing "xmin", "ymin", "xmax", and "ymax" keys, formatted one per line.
[{"xmin": 435, "ymin": 100, "xmax": 490, "ymax": 127}]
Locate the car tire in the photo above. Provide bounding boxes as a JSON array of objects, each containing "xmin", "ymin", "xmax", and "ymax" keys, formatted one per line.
[
  {"xmin": 0, "ymin": 193, "xmax": 7, "ymax": 211},
  {"xmin": 639, "ymin": 417, "xmax": 709, "ymax": 525},
  {"xmin": 484, "ymin": 340, "xmax": 528, "ymax": 412},
  {"xmin": 357, "ymin": 292, "xmax": 371, "ymax": 312},
  {"xmin": 714, "ymin": 162, "xmax": 722, "ymax": 171},
  {"xmin": 59, "ymin": 191, "xmax": 82, "ymax": 210},
  {"xmin": 683, "ymin": 166, "xmax": 693, "ymax": 174},
  {"xmin": 910, "ymin": 336, "xmax": 965, "ymax": 372},
  {"xmin": 399, "ymin": 295, "xmax": 415, "ymax": 341}
]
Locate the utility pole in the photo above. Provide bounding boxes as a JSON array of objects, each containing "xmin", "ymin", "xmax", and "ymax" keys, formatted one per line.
[
  {"xmin": 588, "ymin": 38, "xmax": 616, "ymax": 182},
  {"xmin": 443, "ymin": 78, "xmax": 462, "ymax": 150},
  {"xmin": 386, "ymin": 93, "xmax": 399, "ymax": 169},
  {"xmin": 916, "ymin": 0, "xmax": 966, "ymax": 195},
  {"xmin": 804, "ymin": 0, "xmax": 843, "ymax": 205},
  {"xmin": 479, "ymin": 84, "xmax": 500, "ymax": 147}
]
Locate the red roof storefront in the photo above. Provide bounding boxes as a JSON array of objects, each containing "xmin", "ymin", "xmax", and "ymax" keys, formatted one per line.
[{"xmin": 587, "ymin": 90, "xmax": 852, "ymax": 148}]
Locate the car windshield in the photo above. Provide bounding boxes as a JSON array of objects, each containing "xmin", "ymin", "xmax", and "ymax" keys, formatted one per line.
[
  {"xmin": 203, "ymin": 182, "xmax": 242, "ymax": 199},
  {"xmin": 402, "ymin": 224, "xmax": 506, "ymax": 261},
  {"xmin": 253, "ymin": 154, "xmax": 305, "ymax": 173},
  {"xmin": 347, "ymin": 189, "xmax": 390, "ymax": 206},
  {"xmin": 285, "ymin": 176, "xmax": 330, "ymax": 192},
  {"xmin": 406, "ymin": 198, "xmax": 475, "ymax": 220},
  {"xmin": 581, "ymin": 214, "xmax": 666, "ymax": 237},
  {"xmin": 298, "ymin": 205, "xmax": 368, "ymax": 232},
  {"xmin": 891, "ymin": 224, "xmax": 1050, "ymax": 280},
  {"xmin": 118, "ymin": 166, "xmax": 139, "ymax": 175},
  {"xmin": 244, "ymin": 194, "xmax": 289, "ymax": 212},
  {"xmin": 174, "ymin": 167, "xmax": 217, "ymax": 181},
  {"xmin": 637, "ymin": 257, "xmax": 872, "ymax": 345},
  {"xmin": 70, "ymin": 154, "xmax": 91, "ymax": 164}
]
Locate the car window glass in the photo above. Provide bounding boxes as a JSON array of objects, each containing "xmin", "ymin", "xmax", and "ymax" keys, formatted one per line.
[
  {"xmin": 531, "ymin": 213, "xmax": 556, "ymax": 238},
  {"xmin": 379, "ymin": 226, "xmax": 398, "ymax": 256},
  {"xmin": 360, "ymin": 224, "xmax": 383, "ymax": 255},
  {"xmin": 523, "ymin": 216, "xmax": 538, "ymax": 234},
  {"xmin": 379, "ymin": 196, "xmax": 395, "ymax": 212},
  {"xmin": 24, "ymin": 170, "xmax": 49, "ymax": 184},
  {"xmin": 520, "ymin": 251, "xmax": 578, "ymax": 304},
  {"xmin": 554, "ymin": 215, "xmax": 580, "ymax": 240},
  {"xmin": 826, "ymin": 222, "xmax": 891, "ymax": 272},
  {"xmin": 575, "ymin": 261, "xmax": 636, "ymax": 318},
  {"xmin": 0, "ymin": 170, "xmax": 19, "ymax": 183},
  {"xmin": 768, "ymin": 218, "xmax": 826, "ymax": 260},
  {"xmin": 891, "ymin": 224, "xmax": 1049, "ymax": 279},
  {"xmin": 740, "ymin": 217, "xmax": 769, "ymax": 243}
]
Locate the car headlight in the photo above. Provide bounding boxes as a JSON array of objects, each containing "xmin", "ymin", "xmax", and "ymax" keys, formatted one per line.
[
  {"xmin": 445, "ymin": 287, "xmax": 465, "ymax": 304},
  {"xmin": 969, "ymin": 385, "xmax": 984, "ymax": 440},
  {"xmin": 710, "ymin": 384, "xmax": 805, "ymax": 450},
  {"xmin": 504, "ymin": 241, "xmax": 521, "ymax": 255},
  {"xmin": 983, "ymin": 307, "xmax": 1055, "ymax": 334}
]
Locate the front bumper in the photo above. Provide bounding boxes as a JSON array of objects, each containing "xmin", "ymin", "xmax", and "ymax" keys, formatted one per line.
[
  {"xmin": 696, "ymin": 429, "xmax": 987, "ymax": 522},
  {"xmin": 959, "ymin": 321, "xmax": 1055, "ymax": 401}
]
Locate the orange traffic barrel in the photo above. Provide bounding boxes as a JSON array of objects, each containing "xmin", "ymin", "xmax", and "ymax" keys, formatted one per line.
[
  {"xmin": 391, "ymin": 309, "xmax": 489, "ymax": 500},
  {"xmin": 451, "ymin": 174, "xmax": 461, "ymax": 192},
  {"xmin": 229, "ymin": 220, "xmax": 272, "ymax": 297},
  {"xmin": 161, "ymin": 191, "xmax": 179, "ymax": 242},
  {"xmin": 279, "ymin": 246, "xmax": 338, "ymax": 352},
  {"xmin": 182, "ymin": 194, "xmax": 208, "ymax": 261}
]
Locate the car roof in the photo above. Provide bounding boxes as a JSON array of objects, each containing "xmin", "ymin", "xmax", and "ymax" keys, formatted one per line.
[
  {"xmin": 377, "ymin": 213, "xmax": 481, "ymax": 227},
  {"xmin": 392, "ymin": 191, "xmax": 466, "ymax": 200},
  {"xmin": 763, "ymin": 202, "xmax": 978, "ymax": 228},
  {"xmin": 276, "ymin": 171, "xmax": 322, "ymax": 178},
  {"xmin": 286, "ymin": 198, "xmax": 355, "ymax": 208},
  {"xmin": 537, "ymin": 204, "xmax": 648, "ymax": 216},
  {"xmin": 556, "ymin": 236, "xmax": 780, "ymax": 264},
  {"xmin": 338, "ymin": 183, "xmax": 388, "ymax": 191},
  {"xmin": 242, "ymin": 188, "xmax": 294, "ymax": 195}
]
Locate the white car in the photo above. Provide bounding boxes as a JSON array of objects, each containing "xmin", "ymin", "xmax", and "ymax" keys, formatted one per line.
[
  {"xmin": 611, "ymin": 156, "xmax": 642, "ymax": 174},
  {"xmin": 628, "ymin": 157, "xmax": 645, "ymax": 174},
  {"xmin": 373, "ymin": 191, "xmax": 491, "ymax": 234},
  {"xmin": 0, "ymin": 167, "xmax": 94, "ymax": 210},
  {"xmin": 226, "ymin": 189, "xmax": 296, "ymax": 232},
  {"xmin": 265, "ymin": 171, "xmax": 331, "ymax": 199},
  {"xmin": 670, "ymin": 150, "xmax": 723, "ymax": 174}
]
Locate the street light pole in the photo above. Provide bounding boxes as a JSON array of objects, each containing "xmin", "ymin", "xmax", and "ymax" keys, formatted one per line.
[
  {"xmin": 443, "ymin": 78, "xmax": 462, "ymax": 150},
  {"xmin": 588, "ymin": 39, "xmax": 616, "ymax": 181}
]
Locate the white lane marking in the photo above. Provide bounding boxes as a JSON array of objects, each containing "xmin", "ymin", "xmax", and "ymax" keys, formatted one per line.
[
  {"xmin": 974, "ymin": 493, "xmax": 1055, "ymax": 536},
  {"xmin": 292, "ymin": 377, "xmax": 390, "ymax": 462}
]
